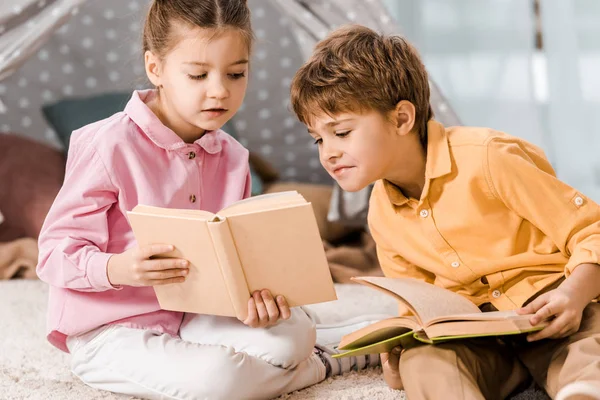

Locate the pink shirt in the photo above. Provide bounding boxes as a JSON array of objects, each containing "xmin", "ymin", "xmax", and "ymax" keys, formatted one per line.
[{"xmin": 37, "ymin": 90, "xmax": 251, "ymax": 352}]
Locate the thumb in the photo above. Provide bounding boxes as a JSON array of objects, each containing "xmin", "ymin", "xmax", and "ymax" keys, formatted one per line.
[{"xmin": 383, "ymin": 347, "xmax": 402, "ymax": 370}]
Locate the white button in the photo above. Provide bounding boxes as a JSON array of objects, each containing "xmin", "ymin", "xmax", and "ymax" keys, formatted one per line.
[
  {"xmin": 419, "ymin": 209, "xmax": 429, "ymax": 218},
  {"xmin": 492, "ymin": 290, "xmax": 501, "ymax": 298},
  {"xmin": 451, "ymin": 261, "xmax": 460, "ymax": 268},
  {"xmin": 574, "ymin": 196, "xmax": 584, "ymax": 206}
]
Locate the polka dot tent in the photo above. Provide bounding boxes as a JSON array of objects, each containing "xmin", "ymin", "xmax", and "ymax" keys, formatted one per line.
[{"xmin": 0, "ymin": 0, "xmax": 459, "ymax": 185}]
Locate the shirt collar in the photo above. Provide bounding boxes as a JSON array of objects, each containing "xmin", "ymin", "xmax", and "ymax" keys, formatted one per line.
[
  {"xmin": 124, "ymin": 89, "xmax": 223, "ymax": 154},
  {"xmin": 384, "ymin": 119, "xmax": 452, "ymax": 206}
]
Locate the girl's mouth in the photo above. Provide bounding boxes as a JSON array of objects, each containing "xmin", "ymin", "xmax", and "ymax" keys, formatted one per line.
[{"xmin": 202, "ymin": 108, "xmax": 228, "ymax": 118}]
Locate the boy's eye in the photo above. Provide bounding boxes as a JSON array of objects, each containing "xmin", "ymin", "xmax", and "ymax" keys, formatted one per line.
[
  {"xmin": 313, "ymin": 138, "xmax": 323, "ymax": 145},
  {"xmin": 229, "ymin": 72, "xmax": 246, "ymax": 79},
  {"xmin": 335, "ymin": 131, "xmax": 351, "ymax": 138},
  {"xmin": 188, "ymin": 73, "xmax": 207, "ymax": 80}
]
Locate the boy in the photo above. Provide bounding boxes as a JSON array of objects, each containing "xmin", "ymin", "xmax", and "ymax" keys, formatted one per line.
[{"xmin": 290, "ymin": 24, "xmax": 600, "ymax": 400}]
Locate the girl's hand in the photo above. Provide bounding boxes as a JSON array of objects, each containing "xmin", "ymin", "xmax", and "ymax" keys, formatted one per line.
[
  {"xmin": 242, "ymin": 290, "xmax": 291, "ymax": 328},
  {"xmin": 381, "ymin": 347, "xmax": 404, "ymax": 390},
  {"xmin": 107, "ymin": 244, "xmax": 189, "ymax": 287},
  {"xmin": 517, "ymin": 287, "xmax": 587, "ymax": 341}
]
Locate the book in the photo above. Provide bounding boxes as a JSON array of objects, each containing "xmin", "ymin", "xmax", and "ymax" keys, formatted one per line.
[
  {"xmin": 126, "ymin": 191, "xmax": 337, "ymax": 320},
  {"xmin": 334, "ymin": 276, "xmax": 548, "ymax": 358}
]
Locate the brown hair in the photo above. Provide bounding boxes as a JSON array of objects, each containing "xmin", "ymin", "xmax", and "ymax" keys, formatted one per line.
[
  {"xmin": 290, "ymin": 25, "xmax": 433, "ymax": 142},
  {"xmin": 142, "ymin": 0, "xmax": 253, "ymax": 59}
]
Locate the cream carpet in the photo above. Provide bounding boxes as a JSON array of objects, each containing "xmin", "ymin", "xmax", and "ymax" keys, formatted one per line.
[{"xmin": 0, "ymin": 280, "xmax": 548, "ymax": 400}]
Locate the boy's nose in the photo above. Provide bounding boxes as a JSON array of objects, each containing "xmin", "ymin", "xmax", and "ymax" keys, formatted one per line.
[{"xmin": 320, "ymin": 141, "xmax": 341, "ymax": 161}]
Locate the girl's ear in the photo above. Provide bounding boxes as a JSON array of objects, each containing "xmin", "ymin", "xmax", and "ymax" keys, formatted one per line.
[
  {"xmin": 393, "ymin": 100, "xmax": 416, "ymax": 136},
  {"xmin": 145, "ymin": 50, "xmax": 162, "ymax": 88}
]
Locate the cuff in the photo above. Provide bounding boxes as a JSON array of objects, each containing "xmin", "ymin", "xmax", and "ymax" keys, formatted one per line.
[
  {"xmin": 87, "ymin": 252, "xmax": 122, "ymax": 291},
  {"xmin": 565, "ymin": 248, "xmax": 600, "ymax": 277}
]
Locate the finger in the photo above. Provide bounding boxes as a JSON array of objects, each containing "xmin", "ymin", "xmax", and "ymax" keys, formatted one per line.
[
  {"xmin": 530, "ymin": 302, "xmax": 561, "ymax": 325},
  {"xmin": 139, "ymin": 244, "xmax": 174, "ymax": 259},
  {"xmin": 261, "ymin": 290, "xmax": 280, "ymax": 323},
  {"xmin": 527, "ymin": 315, "xmax": 567, "ymax": 341},
  {"xmin": 550, "ymin": 317, "xmax": 579, "ymax": 339},
  {"xmin": 243, "ymin": 297, "xmax": 259, "ymax": 327},
  {"xmin": 253, "ymin": 291, "xmax": 269, "ymax": 326},
  {"xmin": 518, "ymin": 294, "xmax": 548, "ymax": 315},
  {"xmin": 148, "ymin": 276, "xmax": 187, "ymax": 286},
  {"xmin": 146, "ymin": 258, "xmax": 189, "ymax": 271},
  {"xmin": 551, "ymin": 325, "xmax": 575, "ymax": 340},
  {"xmin": 276, "ymin": 295, "xmax": 291, "ymax": 320},
  {"xmin": 386, "ymin": 347, "xmax": 402, "ymax": 370},
  {"xmin": 380, "ymin": 352, "xmax": 389, "ymax": 365},
  {"xmin": 146, "ymin": 268, "xmax": 189, "ymax": 280}
]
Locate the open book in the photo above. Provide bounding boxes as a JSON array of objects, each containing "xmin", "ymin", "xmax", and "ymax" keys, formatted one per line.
[
  {"xmin": 335, "ymin": 277, "xmax": 548, "ymax": 358},
  {"xmin": 127, "ymin": 191, "xmax": 337, "ymax": 320}
]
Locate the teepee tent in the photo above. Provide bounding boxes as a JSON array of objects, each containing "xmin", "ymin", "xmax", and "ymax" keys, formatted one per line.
[
  {"xmin": 0, "ymin": 0, "xmax": 85, "ymax": 81},
  {"xmin": 0, "ymin": 0, "xmax": 458, "ymax": 189}
]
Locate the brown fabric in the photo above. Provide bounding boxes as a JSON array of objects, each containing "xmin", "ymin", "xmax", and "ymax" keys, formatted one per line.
[
  {"xmin": 249, "ymin": 151, "xmax": 279, "ymax": 184},
  {"xmin": 0, "ymin": 237, "xmax": 38, "ymax": 280},
  {"xmin": 399, "ymin": 302, "xmax": 600, "ymax": 399},
  {"xmin": 264, "ymin": 182, "xmax": 360, "ymax": 243},
  {"xmin": 0, "ymin": 134, "xmax": 65, "ymax": 241},
  {"xmin": 324, "ymin": 231, "xmax": 383, "ymax": 283}
]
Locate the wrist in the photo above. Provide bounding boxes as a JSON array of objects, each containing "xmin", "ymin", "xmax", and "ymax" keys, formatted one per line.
[
  {"xmin": 106, "ymin": 253, "xmax": 122, "ymax": 287},
  {"xmin": 558, "ymin": 279, "xmax": 592, "ymax": 309}
]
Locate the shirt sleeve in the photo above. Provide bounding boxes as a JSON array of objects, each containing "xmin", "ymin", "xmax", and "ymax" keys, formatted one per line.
[
  {"xmin": 485, "ymin": 137, "xmax": 600, "ymax": 277},
  {"xmin": 36, "ymin": 133, "xmax": 120, "ymax": 292}
]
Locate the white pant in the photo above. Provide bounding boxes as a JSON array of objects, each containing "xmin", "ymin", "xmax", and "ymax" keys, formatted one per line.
[{"xmin": 66, "ymin": 308, "xmax": 326, "ymax": 400}]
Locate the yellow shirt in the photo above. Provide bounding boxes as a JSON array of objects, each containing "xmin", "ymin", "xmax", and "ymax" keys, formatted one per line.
[{"xmin": 368, "ymin": 120, "xmax": 600, "ymax": 310}]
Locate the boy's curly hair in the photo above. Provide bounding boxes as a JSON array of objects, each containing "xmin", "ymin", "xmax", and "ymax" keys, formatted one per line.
[{"xmin": 290, "ymin": 25, "xmax": 432, "ymax": 142}]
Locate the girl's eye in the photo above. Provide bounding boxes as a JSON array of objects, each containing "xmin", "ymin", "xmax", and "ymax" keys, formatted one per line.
[
  {"xmin": 335, "ymin": 131, "xmax": 351, "ymax": 138},
  {"xmin": 229, "ymin": 72, "xmax": 246, "ymax": 79},
  {"xmin": 313, "ymin": 138, "xmax": 323, "ymax": 145},
  {"xmin": 188, "ymin": 74, "xmax": 207, "ymax": 80}
]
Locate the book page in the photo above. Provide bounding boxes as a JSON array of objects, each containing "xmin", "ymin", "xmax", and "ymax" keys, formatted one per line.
[
  {"xmin": 424, "ymin": 313, "xmax": 545, "ymax": 339},
  {"xmin": 353, "ymin": 277, "xmax": 481, "ymax": 326},
  {"xmin": 426, "ymin": 310, "xmax": 522, "ymax": 325},
  {"xmin": 226, "ymin": 202, "xmax": 337, "ymax": 307},
  {"xmin": 127, "ymin": 212, "xmax": 237, "ymax": 317},
  {"xmin": 218, "ymin": 191, "xmax": 306, "ymax": 217},
  {"xmin": 131, "ymin": 205, "xmax": 214, "ymax": 220}
]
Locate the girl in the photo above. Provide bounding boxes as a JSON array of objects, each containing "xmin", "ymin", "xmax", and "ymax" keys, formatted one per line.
[{"xmin": 37, "ymin": 1, "xmax": 380, "ymax": 399}]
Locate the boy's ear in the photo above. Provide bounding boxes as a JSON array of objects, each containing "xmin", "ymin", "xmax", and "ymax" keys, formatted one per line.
[
  {"xmin": 145, "ymin": 50, "xmax": 162, "ymax": 88},
  {"xmin": 393, "ymin": 100, "xmax": 416, "ymax": 136}
]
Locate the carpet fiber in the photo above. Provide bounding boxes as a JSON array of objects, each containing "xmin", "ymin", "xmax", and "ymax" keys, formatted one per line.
[{"xmin": 0, "ymin": 280, "xmax": 549, "ymax": 399}]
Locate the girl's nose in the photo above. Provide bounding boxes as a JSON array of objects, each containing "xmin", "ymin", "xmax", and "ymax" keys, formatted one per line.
[{"xmin": 207, "ymin": 77, "xmax": 229, "ymax": 99}]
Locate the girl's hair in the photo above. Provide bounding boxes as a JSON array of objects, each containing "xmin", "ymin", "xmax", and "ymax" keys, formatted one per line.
[{"xmin": 142, "ymin": 0, "xmax": 253, "ymax": 58}]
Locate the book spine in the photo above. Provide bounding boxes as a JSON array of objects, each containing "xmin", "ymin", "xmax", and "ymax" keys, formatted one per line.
[{"xmin": 207, "ymin": 219, "xmax": 250, "ymax": 321}]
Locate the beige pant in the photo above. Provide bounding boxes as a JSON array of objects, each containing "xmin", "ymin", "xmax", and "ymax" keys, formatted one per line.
[
  {"xmin": 66, "ymin": 308, "xmax": 325, "ymax": 400},
  {"xmin": 400, "ymin": 302, "xmax": 600, "ymax": 400}
]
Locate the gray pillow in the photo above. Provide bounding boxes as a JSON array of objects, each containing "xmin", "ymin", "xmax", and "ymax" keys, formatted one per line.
[{"xmin": 42, "ymin": 92, "xmax": 131, "ymax": 151}]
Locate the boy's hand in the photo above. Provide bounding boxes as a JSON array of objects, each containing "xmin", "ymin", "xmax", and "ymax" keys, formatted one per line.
[
  {"xmin": 107, "ymin": 244, "xmax": 189, "ymax": 287},
  {"xmin": 517, "ymin": 286, "xmax": 587, "ymax": 341},
  {"xmin": 381, "ymin": 347, "xmax": 404, "ymax": 390},
  {"xmin": 242, "ymin": 290, "xmax": 291, "ymax": 328}
]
